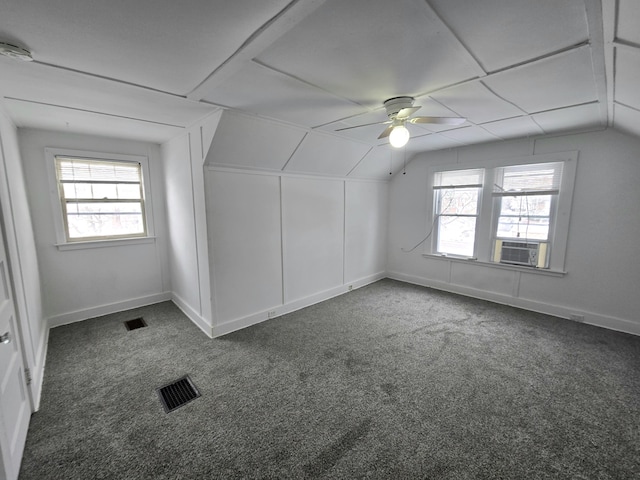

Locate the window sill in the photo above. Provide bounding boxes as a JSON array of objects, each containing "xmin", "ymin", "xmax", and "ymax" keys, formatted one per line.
[
  {"xmin": 56, "ymin": 236, "xmax": 156, "ymax": 251},
  {"xmin": 421, "ymin": 253, "xmax": 566, "ymax": 277}
]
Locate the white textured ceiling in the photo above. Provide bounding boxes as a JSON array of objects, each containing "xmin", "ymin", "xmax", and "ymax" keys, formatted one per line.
[{"xmin": 0, "ymin": 0, "xmax": 635, "ymax": 179}]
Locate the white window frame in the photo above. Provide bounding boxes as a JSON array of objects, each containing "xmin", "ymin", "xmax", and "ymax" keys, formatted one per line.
[
  {"xmin": 491, "ymin": 162, "xmax": 563, "ymax": 268},
  {"xmin": 432, "ymin": 168, "xmax": 484, "ymax": 258},
  {"xmin": 45, "ymin": 148, "xmax": 155, "ymax": 250},
  {"xmin": 424, "ymin": 152, "xmax": 577, "ymax": 274}
]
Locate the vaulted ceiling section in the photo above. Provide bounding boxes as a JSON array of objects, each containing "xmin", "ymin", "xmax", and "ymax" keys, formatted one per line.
[{"xmin": 0, "ymin": 0, "xmax": 636, "ymax": 178}]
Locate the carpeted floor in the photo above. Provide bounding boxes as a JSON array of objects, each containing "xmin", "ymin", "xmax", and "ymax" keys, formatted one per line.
[{"xmin": 19, "ymin": 279, "xmax": 640, "ymax": 479}]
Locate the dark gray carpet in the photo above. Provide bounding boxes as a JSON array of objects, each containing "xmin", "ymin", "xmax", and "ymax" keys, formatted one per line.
[{"xmin": 19, "ymin": 279, "xmax": 640, "ymax": 479}]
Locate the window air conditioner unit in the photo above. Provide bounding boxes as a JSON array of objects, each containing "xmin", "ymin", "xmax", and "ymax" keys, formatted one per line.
[{"xmin": 493, "ymin": 240, "xmax": 548, "ymax": 268}]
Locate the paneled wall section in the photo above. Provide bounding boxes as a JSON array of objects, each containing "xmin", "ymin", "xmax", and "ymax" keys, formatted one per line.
[{"xmin": 206, "ymin": 169, "xmax": 388, "ymax": 336}]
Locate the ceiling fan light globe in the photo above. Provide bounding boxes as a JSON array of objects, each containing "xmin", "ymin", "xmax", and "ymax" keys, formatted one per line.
[{"xmin": 389, "ymin": 125, "xmax": 410, "ymax": 148}]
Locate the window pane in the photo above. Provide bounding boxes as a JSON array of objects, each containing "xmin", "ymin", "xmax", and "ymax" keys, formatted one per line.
[
  {"xmin": 62, "ymin": 183, "xmax": 91, "ymax": 199},
  {"xmin": 66, "ymin": 213, "xmax": 145, "ymax": 239},
  {"xmin": 497, "ymin": 216, "xmax": 549, "ymax": 240},
  {"xmin": 92, "ymin": 183, "xmax": 118, "ymax": 199},
  {"xmin": 66, "ymin": 202, "xmax": 142, "ymax": 214},
  {"xmin": 117, "ymin": 184, "xmax": 142, "ymax": 199},
  {"xmin": 500, "ymin": 195, "xmax": 551, "ymax": 217},
  {"xmin": 497, "ymin": 195, "xmax": 551, "ymax": 240},
  {"xmin": 64, "ymin": 183, "xmax": 142, "ymax": 201},
  {"xmin": 437, "ymin": 216, "xmax": 476, "ymax": 256},
  {"xmin": 438, "ymin": 188, "xmax": 478, "ymax": 215}
]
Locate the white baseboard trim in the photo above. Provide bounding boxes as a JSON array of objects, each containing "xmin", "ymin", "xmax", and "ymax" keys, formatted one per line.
[
  {"xmin": 47, "ymin": 292, "xmax": 173, "ymax": 329},
  {"xmin": 213, "ymin": 272, "xmax": 386, "ymax": 338},
  {"xmin": 29, "ymin": 325, "xmax": 49, "ymax": 411},
  {"xmin": 387, "ymin": 271, "xmax": 640, "ymax": 337},
  {"xmin": 171, "ymin": 292, "xmax": 213, "ymax": 338}
]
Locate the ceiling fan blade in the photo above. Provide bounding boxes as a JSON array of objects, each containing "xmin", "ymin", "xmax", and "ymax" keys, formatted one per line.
[
  {"xmin": 396, "ymin": 106, "xmax": 421, "ymax": 119},
  {"xmin": 378, "ymin": 124, "xmax": 394, "ymax": 139},
  {"xmin": 409, "ymin": 116, "xmax": 466, "ymax": 125},
  {"xmin": 335, "ymin": 120, "xmax": 390, "ymax": 132}
]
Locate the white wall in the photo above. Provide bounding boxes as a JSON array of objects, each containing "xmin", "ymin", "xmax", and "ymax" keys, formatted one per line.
[
  {"xmin": 160, "ymin": 112, "xmax": 221, "ymax": 337},
  {"xmin": 387, "ymin": 128, "xmax": 640, "ymax": 335},
  {"xmin": 18, "ymin": 129, "xmax": 171, "ymax": 327},
  {"xmin": 345, "ymin": 181, "xmax": 388, "ymax": 283},
  {"xmin": 0, "ymin": 111, "xmax": 46, "ymax": 408},
  {"xmin": 206, "ymin": 168, "xmax": 388, "ymax": 336},
  {"xmin": 282, "ymin": 176, "xmax": 345, "ymax": 302},
  {"xmin": 161, "ymin": 134, "xmax": 202, "ymax": 323},
  {"xmin": 207, "ymin": 171, "xmax": 283, "ymax": 323}
]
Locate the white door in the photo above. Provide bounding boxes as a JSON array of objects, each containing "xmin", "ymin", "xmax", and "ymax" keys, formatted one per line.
[{"xmin": 0, "ymin": 217, "xmax": 30, "ymax": 480}]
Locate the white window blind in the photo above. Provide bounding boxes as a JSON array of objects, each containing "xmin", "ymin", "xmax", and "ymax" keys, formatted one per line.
[
  {"xmin": 434, "ymin": 168, "xmax": 484, "ymax": 189},
  {"xmin": 493, "ymin": 162, "xmax": 563, "ymax": 196},
  {"xmin": 55, "ymin": 156, "xmax": 147, "ymax": 241}
]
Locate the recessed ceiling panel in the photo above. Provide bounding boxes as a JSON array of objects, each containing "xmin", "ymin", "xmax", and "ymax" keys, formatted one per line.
[
  {"xmin": 337, "ymin": 109, "xmax": 389, "ymax": 128},
  {"xmin": 284, "ymin": 132, "xmax": 371, "ymax": 177},
  {"xmin": 0, "ymin": 60, "xmax": 216, "ymax": 128},
  {"xmin": 205, "ymin": 111, "xmax": 306, "ymax": 171},
  {"xmin": 613, "ymin": 104, "xmax": 640, "ymax": 139},
  {"xmin": 429, "ymin": 0, "xmax": 589, "ymax": 72},
  {"xmin": 614, "ymin": 48, "xmax": 640, "ymax": 109},
  {"xmin": 483, "ymin": 47, "xmax": 598, "ymax": 113},
  {"xmin": 202, "ymin": 62, "xmax": 366, "ymax": 128},
  {"xmin": 439, "ymin": 126, "xmax": 500, "ymax": 145},
  {"xmin": 617, "ymin": 0, "xmax": 640, "ymax": 45},
  {"xmin": 348, "ymin": 147, "xmax": 403, "ymax": 180},
  {"xmin": 532, "ymin": 103, "xmax": 603, "ymax": 134},
  {"xmin": 0, "ymin": 0, "xmax": 292, "ymax": 94},
  {"xmin": 430, "ymin": 81, "xmax": 523, "ymax": 124},
  {"xmin": 4, "ymin": 99, "xmax": 182, "ymax": 144},
  {"xmin": 481, "ymin": 116, "xmax": 544, "ymax": 140},
  {"xmin": 256, "ymin": 0, "xmax": 478, "ymax": 106},
  {"xmin": 334, "ymin": 124, "xmax": 389, "ymax": 145}
]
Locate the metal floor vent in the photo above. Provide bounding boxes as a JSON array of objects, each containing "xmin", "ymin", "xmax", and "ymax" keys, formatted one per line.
[
  {"xmin": 124, "ymin": 317, "xmax": 147, "ymax": 331},
  {"xmin": 157, "ymin": 375, "xmax": 201, "ymax": 413}
]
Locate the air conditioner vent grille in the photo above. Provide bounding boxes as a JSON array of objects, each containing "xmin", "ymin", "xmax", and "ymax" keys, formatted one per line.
[
  {"xmin": 502, "ymin": 243, "xmax": 537, "ymax": 264},
  {"xmin": 494, "ymin": 240, "xmax": 548, "ymax": 268}
]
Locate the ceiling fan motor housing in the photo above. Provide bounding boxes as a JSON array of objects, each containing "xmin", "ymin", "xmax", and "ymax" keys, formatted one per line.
[
  {"xmin": 0, "ymin": 41, "xmax": 33, "ymax": 61},
  {"xmin": 383, "ymin": 96, "xmax": 415, "ymax": 118}
]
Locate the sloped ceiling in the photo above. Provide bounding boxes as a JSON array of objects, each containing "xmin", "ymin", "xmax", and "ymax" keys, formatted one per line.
[{"xmin": 0, "ymin": 0, "xmax": 635, "ymax": 179}]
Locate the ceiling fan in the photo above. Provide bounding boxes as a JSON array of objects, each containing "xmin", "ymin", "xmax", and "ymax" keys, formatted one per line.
[{"xmin": 336, "ymin": 96, "xmax": 466, "ymax": 148}]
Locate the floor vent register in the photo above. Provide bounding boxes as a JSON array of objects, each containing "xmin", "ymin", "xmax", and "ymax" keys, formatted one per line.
[
  {"xmin": 157, "ymin": 375, "xmax": 201, "ymax": 413},
  {"xmin": 124, "ymin": 317, "xmax": 147, "ymax": 331}
]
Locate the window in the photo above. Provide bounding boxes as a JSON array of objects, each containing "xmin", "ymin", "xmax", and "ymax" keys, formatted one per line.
[
  {"xmin": 493, "ymin": 162, "xmax": 562, "ymax": 242},
  {"xmin": 55, "ymin": 157, "xmax": 147, "ymax": 241},
  {"xmin": 427, "ymin": 153, "xmax": 577, "ymax": 273},
  {"xmin": 433, "ymin": 169, "xmax": 483, "ymax": 257},
  {"xmin": 491, "ymin": 162, "xmax": 563, "ymax": 268},
  {"xmin": 46, "ymin": 148, "xmax": 154, "ymax": 247}
]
